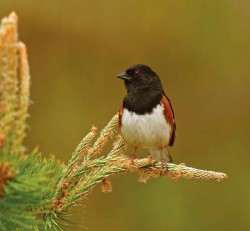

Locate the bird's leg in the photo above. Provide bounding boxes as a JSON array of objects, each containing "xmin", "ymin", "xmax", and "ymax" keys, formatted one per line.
[
  {"xmin": 159, "ymin": 148, "xmax": 165, "ymax": 173},
  {"xmin": 130, "ymin": 147, "xmax": 138, "ymax": 164},
  {"xmin": 160, "ymin": 147, "xmax": 172, "ymax": 173},
  {"xmin": 166, "ymin": 147, "xmax": 173, "ymax": 163},
  {"xmin": 160, "ymin": 147, "xmax": 172, "ymax": 163}
]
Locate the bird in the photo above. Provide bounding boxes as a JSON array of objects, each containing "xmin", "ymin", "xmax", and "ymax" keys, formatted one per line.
[{"xmin": 117, "ymin": 64, "xmax": 176, "ymax": 163}]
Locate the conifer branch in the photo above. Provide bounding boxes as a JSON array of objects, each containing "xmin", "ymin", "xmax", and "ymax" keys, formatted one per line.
[{"xmin": 0, "ymin": 12, "xmax": 228, "ymax": 231}]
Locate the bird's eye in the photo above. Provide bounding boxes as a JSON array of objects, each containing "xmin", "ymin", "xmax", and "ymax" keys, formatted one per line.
[{"xmin": 134, "ymin": 69, "xmax": 140, "ymax": 77}]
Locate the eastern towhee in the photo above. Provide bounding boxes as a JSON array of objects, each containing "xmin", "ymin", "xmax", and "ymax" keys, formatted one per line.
[{"xmin": 117, "ymin": 64, "xmax": 176, "ymax": 163}]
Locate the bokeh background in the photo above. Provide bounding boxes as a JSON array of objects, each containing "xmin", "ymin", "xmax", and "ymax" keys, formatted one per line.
[{"xmin": 1, "ymin": 1, "xmax": 250, "ymax": 230}]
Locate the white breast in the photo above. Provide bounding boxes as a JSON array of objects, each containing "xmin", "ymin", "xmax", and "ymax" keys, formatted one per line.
[{"xmin": 121, "ymin": 104, "xmax": 171, "ymax": 149}]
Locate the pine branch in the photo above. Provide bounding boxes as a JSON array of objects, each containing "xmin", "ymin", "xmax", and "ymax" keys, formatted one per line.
[
  {"xmin": 52, "ymin": 114, "xmax": 227, "ymax": 215},
  {"xmin": 0, "ymin": 12, "xmax": 228, "ymax": 231}
]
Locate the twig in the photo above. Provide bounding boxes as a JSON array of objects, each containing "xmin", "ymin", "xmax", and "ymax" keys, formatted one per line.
[{"xmin": 53, "ymin": 116, "xmax": 228, "ymax": 213}]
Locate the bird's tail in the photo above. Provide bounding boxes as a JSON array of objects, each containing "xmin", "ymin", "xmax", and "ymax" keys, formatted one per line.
[{"xmin": 148, "ymin": 147, "xmax": 172, "ymax": 163}]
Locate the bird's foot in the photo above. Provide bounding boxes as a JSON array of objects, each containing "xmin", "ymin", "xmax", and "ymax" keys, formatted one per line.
[
  {"xmin": 160, "ymin": 158, "xmax": 167, "ymax": 175},
  {"xmin": 130, "ymin": 153, "xmax": 136, "ymax": 164},
  {"xmin": 147, "ymin": 155, "xmax": 154, "ymax": 164},
  {"xmin": 130, "ymin": 147, "xmax": 138, "ymax": 165},
  {"xmin": 159, "ymin": 156, "xmax": 172, "ymax": 175}
]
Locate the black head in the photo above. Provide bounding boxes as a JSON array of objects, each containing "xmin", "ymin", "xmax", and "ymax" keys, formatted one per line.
[{"xmin": 117, "ymin": 64, "xmax": 163, "ymax": 93}]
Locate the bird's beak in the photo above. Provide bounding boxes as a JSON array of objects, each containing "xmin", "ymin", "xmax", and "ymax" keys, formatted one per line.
[{"xmin": 117, "ymin": 72, "xmax": 131, "ymax": 81}]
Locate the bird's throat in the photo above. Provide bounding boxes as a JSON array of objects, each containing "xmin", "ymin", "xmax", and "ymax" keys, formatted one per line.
[{"xmin": 123, "ymin": 91, "xmax": 162, "ymax": 115}]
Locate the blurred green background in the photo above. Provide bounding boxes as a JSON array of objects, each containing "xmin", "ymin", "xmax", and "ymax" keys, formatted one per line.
[{"xmin": 1, "ymin": 1, "xmax": 250, "ymax": 230}]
